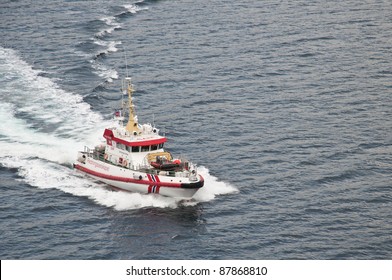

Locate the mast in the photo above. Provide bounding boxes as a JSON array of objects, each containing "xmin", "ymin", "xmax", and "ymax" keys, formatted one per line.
[{"xmin": 124, "ymin": 77, "xmax": 141, "ymax": 134}]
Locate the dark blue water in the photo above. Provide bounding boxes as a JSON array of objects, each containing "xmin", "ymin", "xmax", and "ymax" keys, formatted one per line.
[{"xmin": 1, "ymin": 0, "xmax": 391, "ymax": 259}]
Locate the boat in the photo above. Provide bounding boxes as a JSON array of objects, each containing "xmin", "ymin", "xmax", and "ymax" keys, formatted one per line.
[{"xmin": 73, "ymin": 77, "xmax": 204, "ymax": 198}]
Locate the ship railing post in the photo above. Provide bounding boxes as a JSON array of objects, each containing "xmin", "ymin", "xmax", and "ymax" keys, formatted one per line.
[{"xmin": 84, "ymin": 146, "xmax": 91, "ymax": 157}]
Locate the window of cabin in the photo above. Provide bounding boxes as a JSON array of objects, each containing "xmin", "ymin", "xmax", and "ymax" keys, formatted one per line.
[
  {"xmin": 159, "ymin": 143, "xmax": 164, "ymax": 149},
  {"xmin": 116, "ymin": 143, "xmax": 125, "ymax": 150},
  {"xmin": 132, "ymin": 146, "xmax": 140, "ymax": 152},
  {"xmin": 151, "ymin": 145, "xmax": 158, "ymax": 151},
  {"xmin": 141, "ymin": 146, "xmax": 149, "ymax": 152}
]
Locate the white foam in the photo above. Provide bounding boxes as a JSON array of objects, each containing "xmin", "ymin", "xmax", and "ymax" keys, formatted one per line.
[
  {"xmin": 193, "ymin": 166, "xmax": 239, "ymax": 202},
  {"xmin": 91, "ymin": 7, "xmax": 147, "ymax": 84},
  {"xmin": 0, "ymin": 104, "xmax": 73, "ymax": 164},
  {"xmin": 91, "ymin": 38, "xmax": 121, "ymax": 82},
  {"xmin": 123, "ymin": 4, "xmax": 149, "ymax": 14},
  {"xmin": 96, "ymin": 16, "xmax": 122, "ymax": 37},
  {"xmin": 93, "ymin": 39, "xmax": 122, "ymax": 53},
  {"xmin": 0, "ymin": 47, "xmax": 103, "ymax": 140},
  {"xmin": 90, "ymin": 60, "xmax": 119, "ymax": 83}
]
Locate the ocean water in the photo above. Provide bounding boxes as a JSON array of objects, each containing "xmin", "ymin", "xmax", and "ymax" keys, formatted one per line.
[{"xmin": 0, "ymin": 0, "xmax": 391, "ymax": 259}]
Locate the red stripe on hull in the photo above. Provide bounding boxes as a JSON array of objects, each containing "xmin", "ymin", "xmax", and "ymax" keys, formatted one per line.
[{"xmin": 74, "ymin": 164, "xmax": 182, "ymax": 188}]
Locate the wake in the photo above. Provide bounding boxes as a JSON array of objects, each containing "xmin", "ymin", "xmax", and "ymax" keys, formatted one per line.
[{"xmin": 0, "ymin": 47, "xmax": 237, "ymax": 210}]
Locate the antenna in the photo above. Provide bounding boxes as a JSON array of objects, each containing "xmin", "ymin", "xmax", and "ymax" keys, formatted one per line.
[{"xmin": 124, "ymin": 49, "xmax": 129, "ymax": 78}]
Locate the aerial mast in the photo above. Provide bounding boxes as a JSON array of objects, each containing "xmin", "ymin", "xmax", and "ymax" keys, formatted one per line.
[{"xmin": 124, "ymin": 77, "xmax": 141, "ymax": 134}]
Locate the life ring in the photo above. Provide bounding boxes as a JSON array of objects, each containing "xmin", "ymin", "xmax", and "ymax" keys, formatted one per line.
[
  {"xmin": 123, "ymin": 160, "xmax": 128, "ymax": 167},
  {"xmin": 104, "ymin": 154, "xmax": 108, "ymax": 160}
]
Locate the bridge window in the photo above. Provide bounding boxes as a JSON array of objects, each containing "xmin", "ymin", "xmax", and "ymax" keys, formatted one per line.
[
  {"xmin": 141, "ymin": 146, "xmax": 149, "ymax": 152},
  {"xmin": 116, "ymin": 143, "xmax": 125, "ymax": 150},
  {"xmin": 132, "ymin": 146, "xmax": 140, "ymax": 152},
  {"xmin": 151, "ymin": 145, "xmax": 158, "ymax": 151}
]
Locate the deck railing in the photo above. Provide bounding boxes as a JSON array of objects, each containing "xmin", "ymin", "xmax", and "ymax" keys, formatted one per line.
[{"xmin": 81, "ymin": 146, "xmax": 195, "ymax": 178}]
